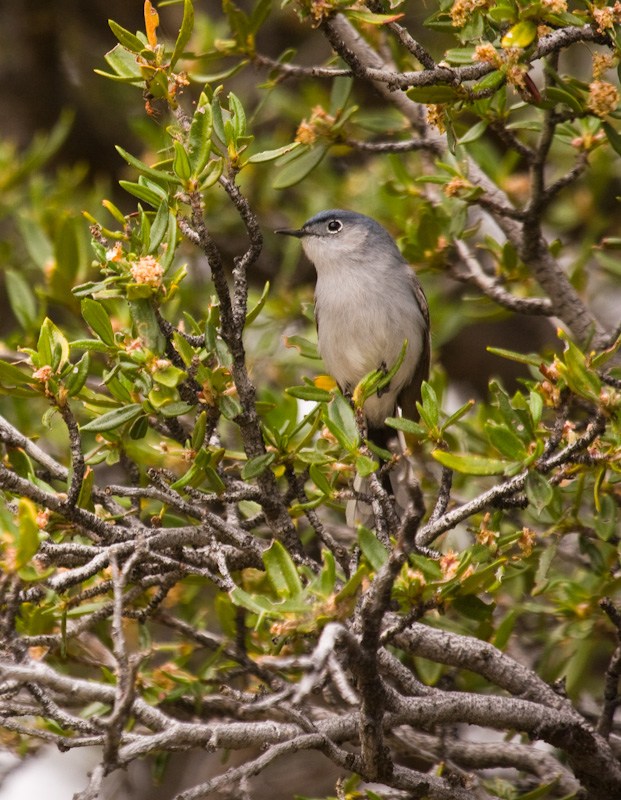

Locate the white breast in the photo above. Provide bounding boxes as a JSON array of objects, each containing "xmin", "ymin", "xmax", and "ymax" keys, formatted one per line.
[{"xmin": 313, "ymin": 256, "xmax": 426, "ymax": 427}]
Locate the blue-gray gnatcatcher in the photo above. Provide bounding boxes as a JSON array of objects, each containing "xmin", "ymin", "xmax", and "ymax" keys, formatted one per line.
[{"xmin": 276, "ymin": 209, "xmax": 430, "ymax": 451}]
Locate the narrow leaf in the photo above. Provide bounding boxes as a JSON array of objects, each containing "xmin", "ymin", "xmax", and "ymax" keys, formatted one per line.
[
  {"xmin": 80, "ymin": 403, "xmax": 144, "ymax": 432},
  {"xmin": 170, "ymin": 0, "xmax": 194, "ymax": 70}
]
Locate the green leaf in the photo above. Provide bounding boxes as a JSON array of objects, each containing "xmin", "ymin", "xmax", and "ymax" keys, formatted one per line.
[
  {"xmin": 64, "ymin": 352, "xmax": 91, "ymax": 397},
  {"xmin": 441, "ymin": 399, "xmax": 474, "ymax": 432},
  {"xmin": 38, "ymin": 317, "xmax": 69, "ymax": 370},
  {"xmin": 115, "ymin": 145, "xmax": 180, "ymax": 184},
  {"xmin": 248, "ymin": 142, "xmax": 301, "ymax": 163},
  {"xmin": 16, "ymin": 498, "xmax": 40, "ymax": 570},
  {"xmin": 263, "ymin": 539, "xmax": 303, "ymax": 598},
  {"xmin": 69, "ymin": 339, "xmax": 114, "ymax": 354},
  {"xmin": 487, "ymin": 346, "xmax": 542, "ymax": 367},
  {"xmin": 286, "ymin": 385, "xmax": 332, "ymax": 402},
  {"xmin": 80, "ymin": 403, "xmax": 144, "ymax": 432},
  {"xmin": 81, "ymin": 298, "xmax": 116, "ymax": 346},
  {"xmin": 191, "ymin": 411, "xmax": 207, "ymax": 451},
  {"xmin": 173, "ymin": 140, "xmax": 192, "ymax": 182},
  {"xmin": 346, "ymin": 9, "xmax": 404, "ymax": 24},
  {"xmin": 149, "ymin": 199, "xmax": 170, "ymax": 253},
  {"xmin": 188, "ymin": 93, "xmax": 213, "ymax": 176},
  {"xmin": 228, "ymin": 92, "xmax": 246, "ymax": 139},
  {"xmin": 528, "ymin": 391, "xmax": 543, "ymax": 427},
  {"xmin": 203, "ymin": 465, "xmax": 226, "ymax": 494},
  {"xmin": 309, "ymin": 463, "xmax": 333, "ymax": 496},
  {"xmin": 245, "ymin": 281, "xmax": 270, "ymax": 326},
  {"xmin": 501, "ymin": 20, "xmax": 537, "ymax": 49},
  {"xmin": 324, "ymin": 392, "xmax": 358, "ymax": 452},
  {"xmin": 472, "ymin": 70, "xmax": 505, "ymax": 94},
  {"xmin": 546, "ymin": 86, "xmax": 583, "ymax": 114},
  {"xmin": 457, "ymin": 120, "xmax": 488, "ymax": 145},
  {"xmin": 170, "ymin": 0, "xmax": 194, "ymax": 70},
  {"xmin": 356, "ymin": 342, "xmax": 407, "ymax": 407},
  {"xmin": 128, "ymin": 299, "xmax": 166, "ymax": 355},
  {"xmin": 355, "ymin": 454, "xmax": 379, "ymax": 477},
  {"xmin": 431, "ymin": 450, "xmax": 508, "ymax": 475},
  {"xmin": 485, "ymin": 422, "xmax": 527, "ymax": 460},
  {"xmin": 108, "ymin": 19, "xmax": 144, "ymax": 53},
  {"xmin": 492, "ymin": 610, "xmax": 517, "ymax": 650},
  {"xmin": 420, "ymin": 381, "xmax": 439, "ymax": 427},
  {"xmin": 558, "ymin": 330, "xmax": 601, "ymax": 399},
  {"xmin": 272, "ymin": 145, "xmax": 329, "ymax": 190},
  {"xmin": 198, "ymin": 158, "xmax": 224, "ymax": 189},
  {"xmin": 602, "ymin": 121, "xmax": 621, "ymax": 157},
  {"xmin": 5, "ymin": 270, "xmax": 38, "ymax": 330},
  {"xmin": 152, "ymin": 364, "xmax": 187, "ymax": 388},
  {"xmin": 385, "ymin": 416, "xmax": 427, "ymax": 437},
  {"xmin": 95, "ymin": 44, "xmax": 144, "ymax": 84},
  {"xmin": 358, "ymin": 525, "xmax": 388, "ymax": 571},
  {"xmin": 241, "ymin": 451, "xmax": 276, "ymax": 479},
  {"xmin": 515, "ymin": 777, "xmax": 560, "ymax": 800},
  {"xmin": 283, "ymin": 335, "xmax": 320, "ymax": 360},
  {"xmin": 406, "ymin": 85, "xmax": 459, "ymax": 104},
  {"xmin": 526, "ymin": 471, "xmax": 554, "ymax": 515},
  {"xmin": 119, "ymin": 180, "xmax": 163, "ymax": 208},
  {"xmin": 170, "ymin": 446, "xmax": 210, "ymax": 490},
  {"xmin": 0, "ymin": 359, "xmax": 31, "ymax": 388}
]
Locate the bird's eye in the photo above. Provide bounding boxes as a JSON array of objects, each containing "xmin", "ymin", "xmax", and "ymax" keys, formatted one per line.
[{"xmin": 327, "ymin": 220, "xmax": 342, "ymax": 234}]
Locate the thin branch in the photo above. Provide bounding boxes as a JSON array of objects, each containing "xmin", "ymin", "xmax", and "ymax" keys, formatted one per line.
[{"xmin": 454, "ymin": 239, "xmax": 554, "ymax": 315}]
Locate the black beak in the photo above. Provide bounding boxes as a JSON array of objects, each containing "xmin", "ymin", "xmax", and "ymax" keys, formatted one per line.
[{"xmin": 275, "ymin": 227, "xmax": 304, "ymax": 238}]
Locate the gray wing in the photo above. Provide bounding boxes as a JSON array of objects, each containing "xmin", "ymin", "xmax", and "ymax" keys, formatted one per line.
[{"xmin": 397, "ymin": 273, "xmax": 430, "ymax": 422}]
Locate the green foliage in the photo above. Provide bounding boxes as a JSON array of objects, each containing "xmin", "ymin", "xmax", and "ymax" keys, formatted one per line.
[{"xmin": 1, "ymin": 2, "xmax": 621, "ymax": 799}]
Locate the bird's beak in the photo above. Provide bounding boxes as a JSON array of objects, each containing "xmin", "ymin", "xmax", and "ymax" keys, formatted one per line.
[{"xmin": 275, "ymin": 227, "xmax": 304, "ymax": 238}]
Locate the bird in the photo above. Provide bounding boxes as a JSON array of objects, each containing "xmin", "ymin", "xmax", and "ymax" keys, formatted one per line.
[{"xmin": 276, "ymin": 209, "xmax": 430, "ymax": 453}]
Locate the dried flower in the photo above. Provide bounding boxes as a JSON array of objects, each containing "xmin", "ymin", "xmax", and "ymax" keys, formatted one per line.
[
  {"xmin": 477, "ymin": 513, "xmax": 498, "ymax": 547},
  {"xmin": 518, "ymin": 527, "xmax": 536, "ymax": 557},
  {"xmin": 587, "ymin": 80, "xmax": 619, "ymax": 117},
  {"xmin": 593, "ymin": 52, "xmax": 615, "ymax": 80},
  {"xmin": 106, "ymin": 242, "xmax": 124, "ymax": 262},
  {"xmin": 426, "ymin": 104, "xmax": 447, "ymax": 134},
  {"xmin": 450, "ymin": 0, "xmax": 489, "ymax": 27},
  {"xmin": 440, "ymin": 549, "xmax": 460, "ymax": 581},
  {"xmin": 295, "ymin": 120, "xmax": 317, "ymax": 145},
  {"xmin": 33, "ymin": 365, "xmax": 54, "ymax": 382},
  {"xmin": 130, "ymin": 255, "xmax": 164, "ymax": 286},
  {"xmin": 36, "ymin": 509, "xmax": 50, "ymax": 530},
  {"xmin": 542, "ymin": 0, "xmax": 567, "ymax": 11},
  {"xmin": 593, "ymin": 6, "xmax": 614, "ymax": 33},
  {"xmin": 504, "ymin": 49, "xmax": 528, "ymax": 91},
  {"xmin": 473, "ymin": 43, "xmax": 500, "ymax": 66},
  {"xmin": 444, "ymin": 176, "xmax": 471, "ymax": 197},
  {"xmin": 295, "ymin": 105, "xmax": 335, "ymax": 145}
]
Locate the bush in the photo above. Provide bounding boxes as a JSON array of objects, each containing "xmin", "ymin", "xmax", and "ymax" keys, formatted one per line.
[{"xmin": 1, "ymin": 2, "xmax": 621, "ymax": 798}]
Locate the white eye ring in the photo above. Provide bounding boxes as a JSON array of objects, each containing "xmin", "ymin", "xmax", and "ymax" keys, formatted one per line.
[{"xmin": 327, "ymin": 219, "xmax": 342, "ymax": 234}]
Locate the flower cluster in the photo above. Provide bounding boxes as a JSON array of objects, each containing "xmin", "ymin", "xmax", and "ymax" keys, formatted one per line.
[
  {"xmin": 473, "ymin": 43, "xmax": 500, "ymax": 66},
  {"xmin": 593, "ymin": 52, "xmax": 615, "ymax": 80},
  {"xmin": 295, "ymin": 105, "xmax": 336, "ymax": 145},
  {"xmin": 587, "ymin": 80, "xmax": 619, "ymax": 117},
  {"xmin": 449, "ymin": 0, "xmax": 490, "ymax": 27},
  {"xmin": 444, "ymin": 176, "xmax": 471, "ymax": 197},
  {"xmin": 426, "ymin": 103, "xmax": 447, "ymax": 134},
  {"xmin": 130, "ymin": 255, "xmax": 164, "ymax": 287},
  {"xmin": 592, "ymin": 5, "xmax": 614, "ymax": 33},
  {"xmin": 542, "ymin": 0, "xmax": 567, "ymax": 11}
]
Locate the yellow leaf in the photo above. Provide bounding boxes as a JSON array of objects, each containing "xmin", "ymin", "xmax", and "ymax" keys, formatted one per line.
[
  {"xmin": 314, "ymin": 375, "xmax": 337, "ymax": 390},
  {"xmin": 144, "ymin": 1, "xmax": 159, "ymax": 50}
]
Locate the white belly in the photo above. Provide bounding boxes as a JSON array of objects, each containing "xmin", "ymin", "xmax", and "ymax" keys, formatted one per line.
[{"xmin": 315, "ymin": 270, "xmax": 425, "ymax": 426}]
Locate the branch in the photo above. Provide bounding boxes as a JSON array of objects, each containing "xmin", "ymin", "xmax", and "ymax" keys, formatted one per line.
[
  {"xmin": 454, "ymin": 239, "xmax": 554, "ymax": 315},
  {"xmin": 416, "ymin": 412, "xmax": 605, "ymax": 547}
]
